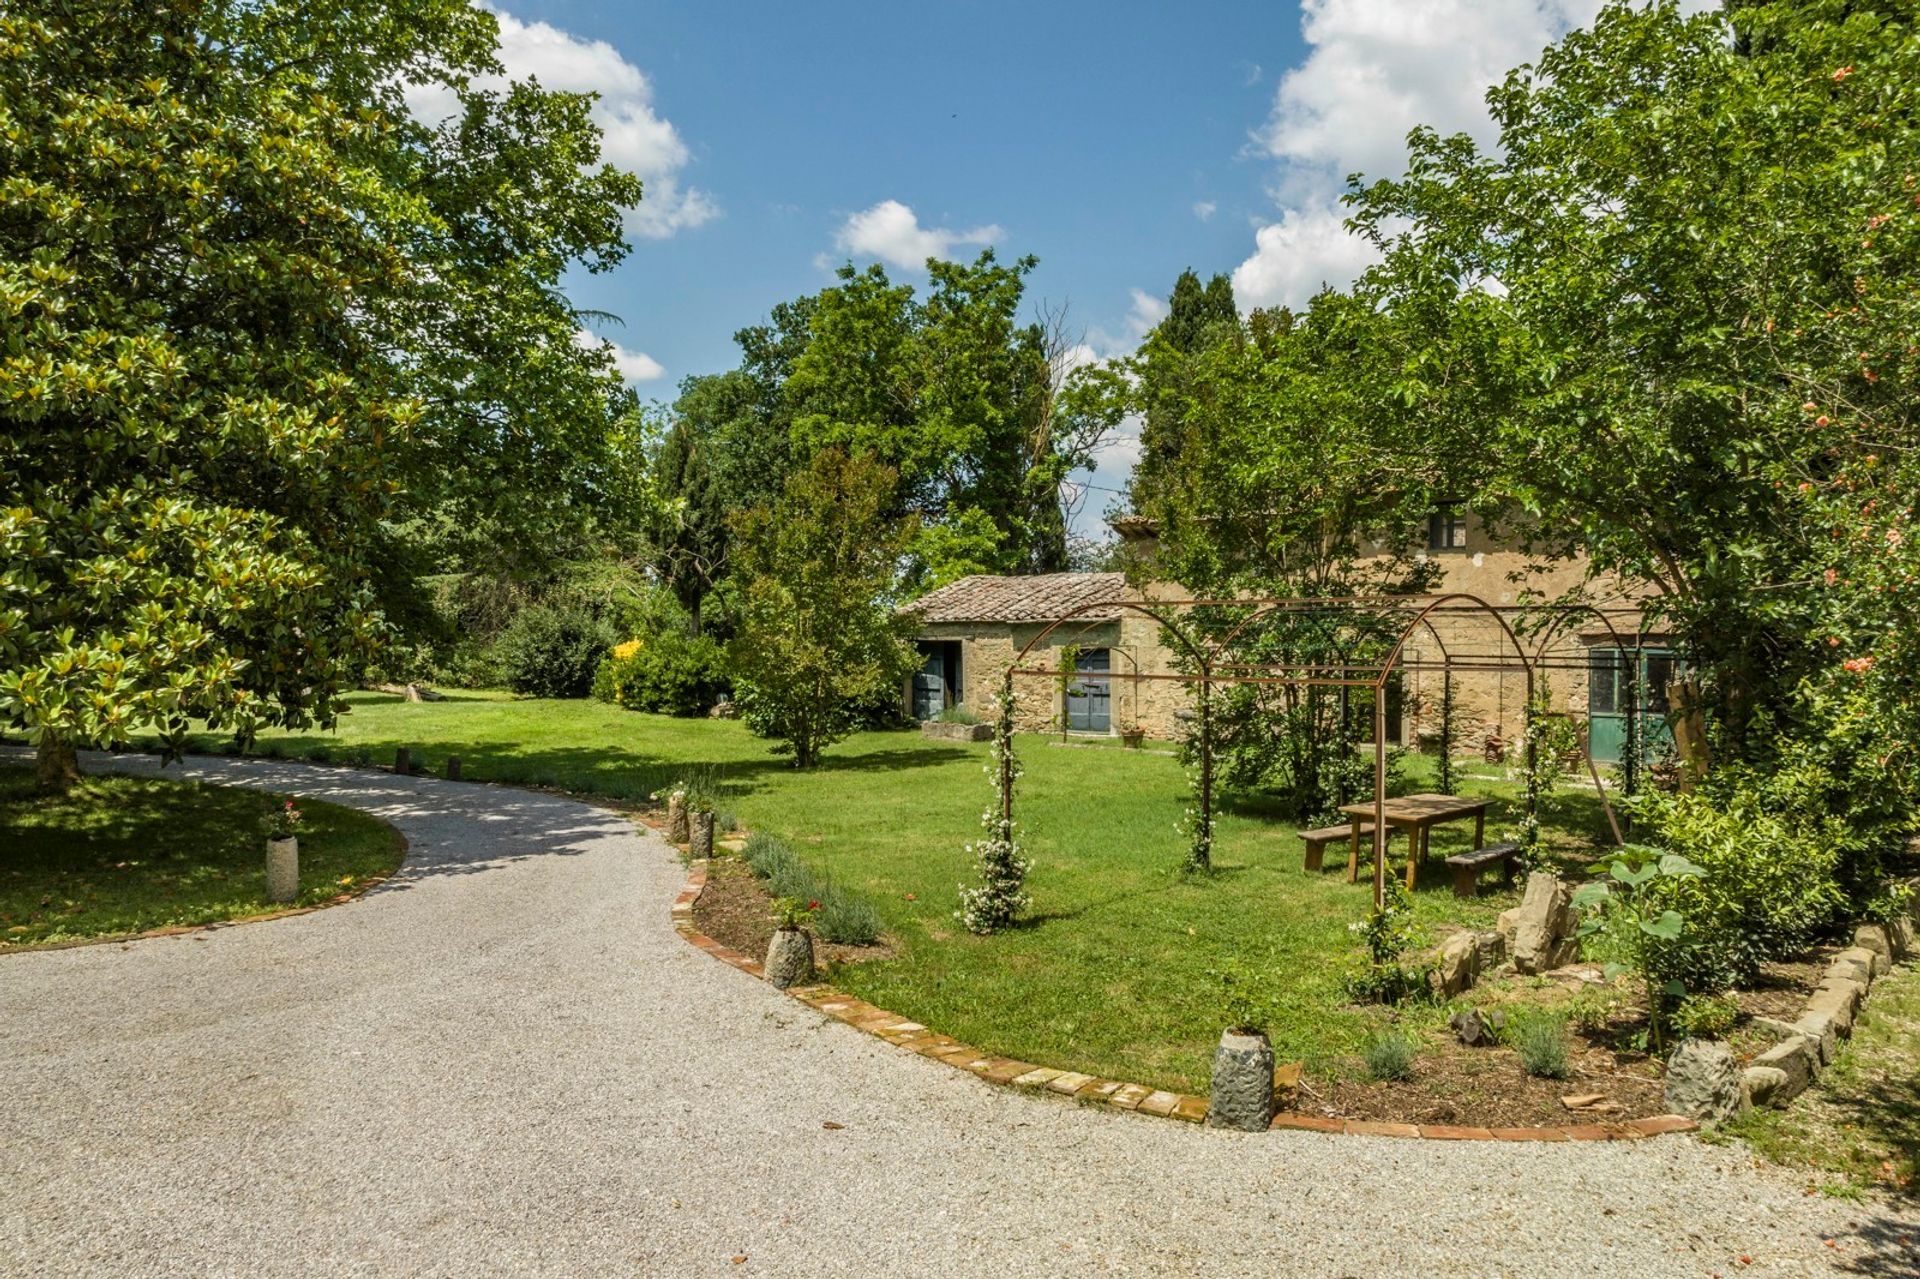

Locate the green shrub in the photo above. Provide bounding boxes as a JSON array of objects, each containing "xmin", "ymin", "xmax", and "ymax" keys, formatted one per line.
[
  {"xmin": 1362, "ymin": 1029, "xmax": 1417, "ymax": 1081},
  {"xmin": 1343, "ymin": 878, "xmax": 1432, "ymax": 1005},
  {"xmin": 1626, "ymin": 767, "xmax": 1851, "ymax": 990},
  {"xmin": 1671, "ymin": 993, "xmax": 1740, "ymax": 1040},
  {"xmin": 813, "ymin": 885, "xmax": 881, "ymax": 946},
  {"xmin": 594, "ymin": 630, "xmax": 731, "ymax": 717},
  {"xmin": 937, "ymin": 705, "xmax": 981, "ymax": 726},
  {"xmin": 493, "ymin": 601, "xmax": 614, "ymax": 698},
  {"xmin": 1508, "ymin": 1010, "xmax": 1571, "ymax": 1079},
  {"xmin": 1564, "ymin": 989, "xmax": 1619, "ymax": 1034},
  {"xmin": 739, "ymin": 833, "xmax": 880, "ymax": 945}
]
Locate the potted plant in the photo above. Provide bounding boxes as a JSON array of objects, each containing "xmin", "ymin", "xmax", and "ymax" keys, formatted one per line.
[
  {"xmin": 1117, "ymin": 721, "xmax": 1146, "ymax": 749},
  {"xmin": 765, "ymin": 896, "xmax": 818, "ymax": 989},
  {"xmin": 1206, "ymin": 957, "xmax": 1277, "ymax": 1130},
  {"xmin": 264, "ymin": 799, "xmax": 302, "ymax": 904}
]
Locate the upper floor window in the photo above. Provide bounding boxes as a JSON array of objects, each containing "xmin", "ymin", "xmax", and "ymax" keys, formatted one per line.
[{"xmin": 1427, "ymin": 504, "xmax": 1469, "ymax": 551}]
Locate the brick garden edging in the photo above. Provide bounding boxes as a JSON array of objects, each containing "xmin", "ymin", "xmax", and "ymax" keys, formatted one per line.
[{"xmin": 664, "ymin": 847, "xmax": 1698, "ymax": 1144}]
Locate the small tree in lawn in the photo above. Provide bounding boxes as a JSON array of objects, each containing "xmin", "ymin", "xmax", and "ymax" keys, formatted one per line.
[{"xmin": 729, "ymin": 450, "xmax": 922, "ymax": 769}]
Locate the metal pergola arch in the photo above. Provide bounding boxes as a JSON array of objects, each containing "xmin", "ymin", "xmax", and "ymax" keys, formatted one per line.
[{"xmin": 992, "ymin": 592, "xmax": 1630, "ymax": 909}]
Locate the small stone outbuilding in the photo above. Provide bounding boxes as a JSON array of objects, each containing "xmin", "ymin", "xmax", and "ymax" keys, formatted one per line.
[{"xmin": 906, "ymin": 572, "xmax": 1189, "ymax": 739}]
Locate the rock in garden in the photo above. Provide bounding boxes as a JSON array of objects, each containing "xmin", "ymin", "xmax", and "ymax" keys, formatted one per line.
[
  {"xmin": 1506, "ymin": 871, "xmax": 1579, "ymax": 975},
  {"xmin": 1750, "ymin": 1037, "xmax": 1817, "ymax": 1101},
  {"xmin": 1851, "ymin": 926, "xmax": 1894, "ymax": 976},
  {"xmin": 1207, "ymin": 1031, "xmax": 1276, "ymax": 1131},
  {"xmin": 1663, "ymin": 1038, "xmax": 1748, "ymax": 1123},
  {"xmin": 1431, "ymin": 931, "xmax": 1480, "ymax": 998},
  {"xmin": 1449, "ymin": 1008, "xmax": 1506, "ymax": 1047},
  {"xmin": 1741, "ymin": 1065, "xmax": 1791, "ymax": 1108},
  {"xmin": 1471, "ymin": 929, "xmax": 1506, "ymax": 972},
  {"xmin": 764, "ymin": 929, "xmax": 815, "ymax": 989},
  {"xmin": 1828, "ymin": 950, "xmax": 1874, "ymax": 986},
  {"xmin": 1749, "ymin": 1015, "xmax": 1803, "ymax": 1043}
]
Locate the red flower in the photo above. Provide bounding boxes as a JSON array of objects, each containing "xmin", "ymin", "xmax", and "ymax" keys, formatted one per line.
[
  {"xmin": 1833, "ymin": 66, "xmax": 1854, "ymax": 81},
  {"xmin": 1843, "ymin": 655, "xmax": 1875, "ymax": 674},
  {"xmin": 807, "ymin": 900, "xmax": 820, "ymax": 911}
]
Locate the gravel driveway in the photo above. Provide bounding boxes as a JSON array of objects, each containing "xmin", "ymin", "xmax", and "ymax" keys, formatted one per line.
[{"xmin": 2, "ymin": 753, "xmax": 1912, "ymax": 1278}]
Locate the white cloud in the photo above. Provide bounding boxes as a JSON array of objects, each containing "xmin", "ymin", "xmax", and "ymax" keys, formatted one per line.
[
  {"xmin": 1231, "ymin": 205, "xmax": 1386, "ymax": 311},
  {"xmin": 574, "ymin": 329, "xmax": 664, "ymax": 383},
  {"xmin": 406, "ymin": 8, "xmax": 716, "ymax": 239},
  {"xmin": 1256, "ymin": 0, "xmax": 1608, "ymax": 203},
  {"xmin": 1192, "ymin": 200, "xmax": 1218, "ymax": 222},
  {"xmin": 833, "ymin": 199, "xmax": 1003, "ymax": 271},
  {"xmin": 1231, "ymin": 0, "xmax": 1651, "ymax": 311}
]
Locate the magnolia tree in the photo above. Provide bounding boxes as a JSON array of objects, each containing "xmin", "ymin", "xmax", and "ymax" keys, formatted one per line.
[{"xmin": 0, "ymin": 1, "xmax": 645, "ymax": 789}]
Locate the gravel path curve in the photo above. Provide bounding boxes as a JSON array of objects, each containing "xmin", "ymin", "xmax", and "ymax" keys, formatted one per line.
[{"xmin": 2, "ymin": 753, "xmax": 1912, "ymax": 1278}]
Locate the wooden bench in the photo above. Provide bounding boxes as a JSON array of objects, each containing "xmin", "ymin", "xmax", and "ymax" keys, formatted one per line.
[
  {"xmin": 1299, "ymin": 823, "xmax": 1395, "ymax": 873},
  {"xmin": 1443, "ymin": 842, "xmax": 1520, "ymax": 898}
]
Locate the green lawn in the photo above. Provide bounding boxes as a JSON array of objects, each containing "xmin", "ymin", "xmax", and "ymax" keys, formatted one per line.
[
  {"xmin": 144, "ymin": 690, "xmax": 1618, "ymax": 1092},
  {"xmin": 0, "ymin": 765, "xmax": 406, "ymax": 948}
]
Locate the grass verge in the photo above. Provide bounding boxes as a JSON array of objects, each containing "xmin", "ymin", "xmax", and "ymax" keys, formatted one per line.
[{"xmin": 0, "ymin": 764, "xmax": 405, "ymax": 948}]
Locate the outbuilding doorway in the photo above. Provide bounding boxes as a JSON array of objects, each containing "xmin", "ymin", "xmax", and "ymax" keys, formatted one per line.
[{"xmin": 913, "ymin": 641, "xmax": 962, "ymax": 720}]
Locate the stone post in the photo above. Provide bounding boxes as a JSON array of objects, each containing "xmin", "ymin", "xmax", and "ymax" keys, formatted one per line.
[
  {"xmin": 667, "ymin": 792, "xmax": 689, "ymax": 843},
  {"xmin": 265, "ymin": 836, "xmax": 299, "ymax": 904},
  {"xmin": 394, "ymin": 747, "xmax": 411, "ymax": 776},
  {"xmin": 689, "ymin": 810, "xmax": 715, "ymax": 860},
  {"xmin": 765, "ymin": 928, "xmax": 815, "ymax": 989},
  {"xmin": 1207, "ymin": 1030, "xmax": 1275, "ymax": 1131},
  {"xmin": 445, "ymin": 755, "xmax": 461, "ymax": 781}
]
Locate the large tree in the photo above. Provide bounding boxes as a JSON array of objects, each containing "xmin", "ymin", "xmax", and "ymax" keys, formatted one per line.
[
  {"xmin": 1348, "ymin": 0, "xmax": 1918, "ymax": 771},
  {"xmin": 0, "ymin": 0, "xmax": 645, "ymax": 788},
  {"xmin": 671, "ymin": 251, "xmax": 1102, "ymax": 593}
]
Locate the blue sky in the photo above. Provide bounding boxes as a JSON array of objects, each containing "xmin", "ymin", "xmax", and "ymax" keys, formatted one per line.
[{"xmin": 461, "ymin": 1, "xmax": 1644, "ymax": 528}]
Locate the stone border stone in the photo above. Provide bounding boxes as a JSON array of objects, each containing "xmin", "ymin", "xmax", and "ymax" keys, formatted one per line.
[
  {"xmin": 664, "ymin": 841, "xmax": 1697, "ymax": 1144},
  {"xmin": 919, "ymin": 720, "xmax": 994, "ymax": 743},
  {"xmin": 1739, "ymin": 889, "xmax": 1920, "ymax": 1112}
]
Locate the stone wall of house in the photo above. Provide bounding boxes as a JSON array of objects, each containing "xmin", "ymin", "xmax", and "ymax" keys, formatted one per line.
[
  {"xmin": 913, "ymin": 511, "xmax": 1658, "ymax": 757},
  {"xmin": 914, "ymin": 614, "xmax": 1196, "ymax": 740}
]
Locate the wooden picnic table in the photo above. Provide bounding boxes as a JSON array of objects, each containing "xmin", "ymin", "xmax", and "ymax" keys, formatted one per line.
[{"xmin": 1336, "ymin": 793, "xmax": 1492, "ymax": 890}]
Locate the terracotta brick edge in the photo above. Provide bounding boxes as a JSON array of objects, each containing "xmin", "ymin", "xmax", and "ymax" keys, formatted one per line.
[{"xmin": 667, "ymin": 852, "xmax": 1697, "ymax": 1144}]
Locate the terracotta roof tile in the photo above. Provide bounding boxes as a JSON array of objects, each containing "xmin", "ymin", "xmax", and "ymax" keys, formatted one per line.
[{"xmin": 910, "ymin": 573, "xmax": 1130, "ymax": 624}]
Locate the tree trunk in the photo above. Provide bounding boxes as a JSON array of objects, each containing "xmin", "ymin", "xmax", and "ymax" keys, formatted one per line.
[{"xmin": 35, "ymin": 732, "xmax": 79, "ymax": 794}]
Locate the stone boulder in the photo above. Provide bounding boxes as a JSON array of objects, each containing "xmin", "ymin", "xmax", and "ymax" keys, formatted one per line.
[
  {"xmin": 1431, "ymin": 932, "xmax": 1480, "ymax": 998},
  {"xmin": 920, "ymin": 720, "xmax": 994, "ymax": 743},
  {"xmin": 1852, "ymin": 925, "xmax": 1894, "ymax": 976},
  {"xmin": 1207, "ymin": 1032, "xmax": 1276, "ymax": 1131},
  {"xmin": 1749, "ymin": 1035, "xmax": 1818, "ymax": 1103},
  {"xmin": 1741, "ymin": 1065, "xmax": 1791, "ymax": 1108},
  {"xmin": 1500, "ymin": 872, "xmax": 1580, "ymax": 975},
  {"xmin": 1664, "ymin": 1038, "xmax": 1748, "ymax": 1123},
  {"xmin": 1449, "ymin": 1008, "xmax": 1507, "ymax": 1047},
  {"xmin": 765, "ymin": 929, "xmax": 815, "ymax": 989}
]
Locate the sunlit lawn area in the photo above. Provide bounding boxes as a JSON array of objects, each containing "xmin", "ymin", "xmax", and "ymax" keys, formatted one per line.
[
  {"xmin": 145, "ymin": 690, "xmax": 1620, "ymax": 1091},
  {"xmin": 0, "ymin": 766, "xmax": 405, "ymax": 948}
]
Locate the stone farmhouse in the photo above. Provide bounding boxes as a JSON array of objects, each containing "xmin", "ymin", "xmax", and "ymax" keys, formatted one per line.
[{"xmin": 906, "ymin": 506, "xmax": 1677, "ymax": 764}]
